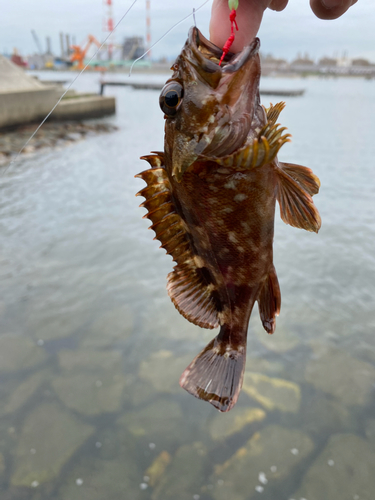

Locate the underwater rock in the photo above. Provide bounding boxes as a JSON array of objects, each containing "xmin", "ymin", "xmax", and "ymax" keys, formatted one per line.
[
  {"xmin": 254, "ymin": 322, "xmax": 300, "ymax": 353},
  {"xmin": 11, "ymin": 402, "xmax": 94, "ymax": 486},
  {"xmin": 52, "ymin": 371, "xmax": 127, "ymax": 416},
  {"xmin": 298, "ymin": 393, "xmax": 353, "ymax": 438},
  {"xmin": 365, "ymin": 418, "xmax": 375, "ymax": 448},
  {"xmin": 52, "ymin": 350, "xmax": 127, "ymax": 416},
  {"xmin": 294, "ymin": 433, "xmax": 375, "ymax": 500},
  {"xmin": 151, "ymin": 442, "xmax": 207, "ymax": 500},
  {"xmin": 0, "ymin": 452, "xmax": 5, "ymax": 477},
  {"xmin": 211, "ymin": 425, "xmax": 314, "ymax": 500},
  {"xmin": 27, "ymin": 295, "xmax": 92, "ymax": 341},
  {"xmin": 59, "ymin": 457, "xmax": 141, "ymax": 500},
  {"xmin": 86, "ymin": 422, "xmax": 143, "ymax": 464},
  {"xmin": 142, "ymin": 302, "xmax": 211, "ymax": 342},
  {"xmin": 0, "ymin": 486, "xmax": 33, "ymax": 500},
  {"xmin": 305, "ymin": 343, "xmax": 375, "ymax": 406},
  {"xmin": 0, "ymin": 335, "xmax": 47, "ymax": 373},
  {"xmin": 209, "ymin": 407, "xmax": 266, "ymax": 441},
  {"xmin": 81, "ymin": 304, "xmax": 134, "ymax": 348},
  {"xmin": 145, "ymin": 451, "xmax": 172, "ymax": 487},
  {"xmin": 117, "ymin": 399, "xmax": 189, "ymax": 449},
  {"xmin": 245, "ymin": 356, "xmax": 285, "ymax": 375},
  {"xmin": 0, "ymin": 369, "xmax": 50, "ymax": 416},
  {"xmin": 125, "ymin": 378, "xmax": 156, "ymax": 408},
  {"xmin": 57, "ymin": 349, "xmax": 122, "ymax": 371},
  {"xmin": 139, "ymin": 350, "xmax": 193, "ymax": 394},
  {"xmin": 242, "ymin": 372, "xmax": 301, "ymax": 413}
]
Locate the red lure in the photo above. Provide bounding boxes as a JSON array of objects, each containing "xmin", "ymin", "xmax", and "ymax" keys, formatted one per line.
[{"xmin": 219, "ymin": 8, "xmax": 239, "ymax": 66}]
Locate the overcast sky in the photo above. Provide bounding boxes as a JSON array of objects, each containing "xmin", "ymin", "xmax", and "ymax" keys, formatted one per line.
[{"xmin": 2, "ymin": 0, "xmax": 374, "ymax": 62}]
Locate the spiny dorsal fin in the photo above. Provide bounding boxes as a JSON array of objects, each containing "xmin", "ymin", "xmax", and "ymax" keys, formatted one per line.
[
  {"xmin": 140, "ymin": 152, "xmax": 165, "ymax": 167},
  {"xmin": 136, "ymin": 154, "xmax": 220, "ymax": 329},
  {"xmin": 264, "ymin": 102, "xmax": 286, "ymax": 125},
  {"xmin": 275, "ymin": 163, "xmax": 321, "ymax": 233},
  {"xmin": 257, "ymin": 266, "xmax": 281, "ymax": 334}
]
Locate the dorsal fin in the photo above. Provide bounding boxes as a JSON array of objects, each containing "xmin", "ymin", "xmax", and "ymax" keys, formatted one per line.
[
  {"xmin": 136, "ymin": 154, "xmax": 220, "ymax": 329},
  {"xmin": 264, "ymin": 101, "xmax": 286, "ymax": 125}
]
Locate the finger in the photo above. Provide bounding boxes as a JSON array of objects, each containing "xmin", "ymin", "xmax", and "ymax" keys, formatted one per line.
[
  {"xmin": 310, "ymin": 0, "xmax": 357, "ymax": 20},
  {"xmin": 210, "ymin": 0, "xmax": 271, "ymax": 53},
  {"xmin": 268, "ymin": 0, "xmax": 289, "ymax": 11}
]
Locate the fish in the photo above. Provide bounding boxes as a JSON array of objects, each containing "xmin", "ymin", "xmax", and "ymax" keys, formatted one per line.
[{"xmin": 135, "ymin": 27, "xmax": 321, "ymax": 412}]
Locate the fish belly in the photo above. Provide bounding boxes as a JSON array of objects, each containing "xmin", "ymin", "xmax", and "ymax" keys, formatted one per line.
[{"xmin": 169, "ymin": 161, "xmax": 277, "ymax": 313}]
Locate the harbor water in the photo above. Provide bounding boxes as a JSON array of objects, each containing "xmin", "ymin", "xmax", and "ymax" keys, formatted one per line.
[{"xmin": 0, "ymin": 72, "xmax": 375, "ymax": 499}]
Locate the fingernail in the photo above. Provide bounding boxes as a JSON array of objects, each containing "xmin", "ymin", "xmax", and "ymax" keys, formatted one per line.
[{"xmin": 321, "ymin": 0, "xmax": 343, "ymax": 8}]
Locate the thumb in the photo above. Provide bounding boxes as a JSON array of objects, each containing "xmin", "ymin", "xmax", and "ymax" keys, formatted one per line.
[
  {"xmin": 310, "ymin": 0, "xmax": 358, "ymax": 20},
  {"xmin": 210, "ymin": 0, "xmax": 271, "ymax": 53}
]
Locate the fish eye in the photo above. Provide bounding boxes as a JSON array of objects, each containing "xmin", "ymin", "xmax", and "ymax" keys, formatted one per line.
[{"xmin": 159, "ymin": 82, "xmax": 184, "ymax": 116}]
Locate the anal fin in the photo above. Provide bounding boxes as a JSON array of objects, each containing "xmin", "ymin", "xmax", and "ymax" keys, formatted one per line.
[
  {"xmin": 257, "ymin": 266, "xmax": 281, "ymax": 334},
  {"xmin": 276, "ymin": 162, "xmax": 321, "ymax": 233}
]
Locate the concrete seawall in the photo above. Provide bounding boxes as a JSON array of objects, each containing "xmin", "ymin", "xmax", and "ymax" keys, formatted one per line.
[
  {"xmin": 0, "ymin": 89, "xmax": 116, "ymax": 129},
  {"xmin": 52, "ymin": 95, "xmax": 116, "ymax": 121},
  {"xmin": 0, "ymin": 87, "xmax": 62, "ymax": 129},
  {"xmin": 0, "ymin": 55, "xmax": 116, "ymax": 130}
]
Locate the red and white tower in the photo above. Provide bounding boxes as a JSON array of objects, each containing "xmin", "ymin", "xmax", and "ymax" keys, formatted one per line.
[
  {"xmin": 103, "ymin": 0, "xmax": 115, "ymax": 60},
  {"xmin": 146, "ymin": 0, "xmax": 151, "ymax": 59}
]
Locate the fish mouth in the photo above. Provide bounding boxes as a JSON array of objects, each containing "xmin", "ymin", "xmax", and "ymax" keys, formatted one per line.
[
  {"xmin": 188, "ymin": 26, "xmax": 260, "ymax": 82},
  {"xmin": 170, "ymin": 27, "xmax": 262, "ymax": 181},
  {"xmin": 189, "ymin": 27, "xmax": 261, "ymax": 157}
]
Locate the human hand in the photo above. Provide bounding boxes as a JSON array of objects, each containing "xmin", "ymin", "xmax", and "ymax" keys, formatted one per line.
[{"xmin": 210, "ymin": 0, "xmax": 358, "ymax": 53}]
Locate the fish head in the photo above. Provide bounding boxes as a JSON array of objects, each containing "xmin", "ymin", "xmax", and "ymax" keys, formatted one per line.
[{"xmin": 160, "ymin": 27, "xmax": 262, "ymax": 181}]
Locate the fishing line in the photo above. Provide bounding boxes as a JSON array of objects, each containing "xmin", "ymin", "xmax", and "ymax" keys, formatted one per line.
[
  {"xmin": 128, "ymin": 0, "xmax": 210, "ymax": 76},
  {"xmin": 3, "ymin": 0, "xmax": 139, "ymax": 174},
  {"xmin": 3, "ymin": 0, "xmax": 210, "ymax": 174},
  {"xmin": 193, "ymin": 8, "xmax": 197, "ymax": 27}
]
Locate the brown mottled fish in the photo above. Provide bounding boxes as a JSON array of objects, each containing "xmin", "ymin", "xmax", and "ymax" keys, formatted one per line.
[{"xmin": 136, "ymin": 27, "xmax": 321, "ymax": 412}]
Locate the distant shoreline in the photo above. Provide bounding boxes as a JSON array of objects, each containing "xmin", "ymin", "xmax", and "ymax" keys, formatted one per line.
[{"xmin": 27, "ymin": 61, "xmax": 375, "ymax": 79}]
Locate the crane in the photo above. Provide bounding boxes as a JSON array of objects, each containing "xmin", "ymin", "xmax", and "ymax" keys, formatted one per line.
[
  {"xmin": 31, "ymin": 30, "xmax": 43, "ymax": 55},
  {"xmin": 70, "ymin": 35, "xmax": 101, "ymax": 70}
]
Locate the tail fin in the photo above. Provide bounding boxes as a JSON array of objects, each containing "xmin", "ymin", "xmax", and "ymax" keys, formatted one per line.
[{"xmin": 179, "ymin": 333, "xmax": 246, "ymax": 412}]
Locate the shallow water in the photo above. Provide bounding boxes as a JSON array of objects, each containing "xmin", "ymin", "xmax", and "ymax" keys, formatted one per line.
[{"xmin": 1, "ymin": 72, "xmax": 375, "ymax": 500}]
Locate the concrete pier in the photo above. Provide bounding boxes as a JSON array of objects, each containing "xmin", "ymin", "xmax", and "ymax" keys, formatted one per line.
[
  {"xmin": 100, "ymin": 80, "xmax": 305, "ymax": 97},
  {"xmin": 0, "ymin": 56, "xmax": 116, "ymax": 130},
  {"xmin": 51, "ymin": 95, "xmax": 116, "ymax": 121}
]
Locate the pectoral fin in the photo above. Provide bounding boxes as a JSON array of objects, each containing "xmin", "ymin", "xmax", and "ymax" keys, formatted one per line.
[
  {"xmin": 280, "ymin": 162, "xmax": 320, "ymax": 196},
  {"xmin": 275, "ymin": 162, "xmax": 321, "ymax": 233},
  {"xmin": 258, "ymin": 266, "xmax": 281, "ymax": 334}
]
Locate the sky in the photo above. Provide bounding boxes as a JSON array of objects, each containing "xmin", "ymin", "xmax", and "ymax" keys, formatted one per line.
[{"xmin": 2, "ymin": 0, "xmax": 374, "ymax": 62}]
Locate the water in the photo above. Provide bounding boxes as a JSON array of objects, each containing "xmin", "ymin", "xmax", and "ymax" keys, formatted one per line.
[{"xmin": 1, "ymin": 73, "xmax": 375, "ymax": 499}]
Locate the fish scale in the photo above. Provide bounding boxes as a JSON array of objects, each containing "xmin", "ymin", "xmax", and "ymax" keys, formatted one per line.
[{"xmin": 136, "ymin": 27, "xmax": 321, "ymax": 412}]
